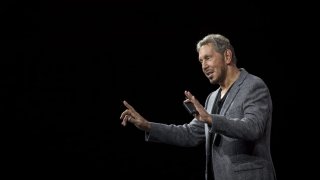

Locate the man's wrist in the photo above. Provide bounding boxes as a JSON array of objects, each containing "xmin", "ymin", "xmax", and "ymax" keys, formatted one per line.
[
  {"xmin": 139, "ymin": 121, "xmax": 151, "ymax": 132},
  {"xmin": 206, "ymin": 115, "xmax": 213, "ymax": 125}
]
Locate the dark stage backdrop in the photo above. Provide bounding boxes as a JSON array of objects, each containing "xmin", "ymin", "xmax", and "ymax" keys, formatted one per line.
[{"xmin": 5, "ymin": 0, "xmax": 309, "ymax": 179}]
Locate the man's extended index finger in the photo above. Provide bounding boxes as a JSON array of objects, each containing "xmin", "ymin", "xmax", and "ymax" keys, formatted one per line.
[{"xmin": 123, "ymin": 100, "xmax": 135, "ymax": 111}]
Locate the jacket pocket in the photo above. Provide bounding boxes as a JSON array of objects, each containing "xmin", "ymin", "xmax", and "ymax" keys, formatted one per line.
[
  {"xmin": 232, "ymin": 159, "xmax": 270, "ymax": 180},
  {"xmin": 233, "ymin": 160, "xmax": 265, "ymax": 172}
]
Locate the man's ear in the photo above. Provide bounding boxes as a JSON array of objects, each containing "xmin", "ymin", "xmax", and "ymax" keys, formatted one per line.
[{"xmin": 224, "ymin": 49, "xmax": 233, "ymax": 64}]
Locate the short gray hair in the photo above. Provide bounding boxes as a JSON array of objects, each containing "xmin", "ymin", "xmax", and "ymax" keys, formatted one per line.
[{"xmin": 196, "ymin": 34, "xmax": 237, "ymax": 64}]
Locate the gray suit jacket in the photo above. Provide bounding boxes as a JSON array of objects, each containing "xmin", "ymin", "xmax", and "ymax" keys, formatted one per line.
[{"xmin": 146, "ymin": 69, "xmax": 276, "ymax": 180}]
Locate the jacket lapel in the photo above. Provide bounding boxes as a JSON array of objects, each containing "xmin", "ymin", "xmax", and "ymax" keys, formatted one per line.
[{"xmin": 220, "ymin": 68, "xmax": 248, "ymax": 115}]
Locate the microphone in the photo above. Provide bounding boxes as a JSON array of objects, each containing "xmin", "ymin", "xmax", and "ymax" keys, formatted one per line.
[{"xmin": 183, "ymin": 101, "xmax": 199, "ymax": 116}]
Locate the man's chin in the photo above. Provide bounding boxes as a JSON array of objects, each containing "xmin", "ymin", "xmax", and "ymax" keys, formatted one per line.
[{"xmin": 209, "ymin": 79, "xmax": 217, "ymax": 85}]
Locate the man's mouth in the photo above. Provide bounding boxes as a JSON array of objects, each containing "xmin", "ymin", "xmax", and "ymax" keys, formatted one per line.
[{"xmin": 205, "ymin": 71, "xmax": 214, "ymax": 78}]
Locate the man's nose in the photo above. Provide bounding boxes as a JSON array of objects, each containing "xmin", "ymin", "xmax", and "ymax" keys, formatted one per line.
[{"xmin": 202, "ymin": 62, "xmax": 208, "ymax": 69}]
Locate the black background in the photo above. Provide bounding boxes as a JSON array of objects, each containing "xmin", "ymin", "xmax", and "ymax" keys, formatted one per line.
[{"xmin": 4, "ymin": 0, "xmax": 315, "ymax": 179}]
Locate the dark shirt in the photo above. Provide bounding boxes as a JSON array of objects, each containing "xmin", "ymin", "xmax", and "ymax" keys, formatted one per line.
[{"xmin": 212, "ymin": 88, "xmax": 228, "ymax": 114}]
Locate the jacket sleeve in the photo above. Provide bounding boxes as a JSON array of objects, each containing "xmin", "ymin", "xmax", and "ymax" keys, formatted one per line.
[
  {"xmin": 145, "ymin": 119, "xmax": 205, "ymax": 147},
  {"xmin": 144, "ymin": 92, "xmax": 215, "ymax": 147}
]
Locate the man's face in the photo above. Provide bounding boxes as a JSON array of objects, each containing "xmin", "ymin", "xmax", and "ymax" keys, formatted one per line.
[{"xmin": 198, "ymin": 44, "xmax": 227, "ymax": 85}]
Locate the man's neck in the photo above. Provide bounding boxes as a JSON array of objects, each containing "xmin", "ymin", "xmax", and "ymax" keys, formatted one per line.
[{"xmin": 220, "ymin": 67, "xmax": 240, "ymax": 97}]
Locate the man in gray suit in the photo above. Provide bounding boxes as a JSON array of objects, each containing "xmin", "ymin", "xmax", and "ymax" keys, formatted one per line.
[{"xmin": 120, "ymin": 34, "xmax": 277, "ymax": 180}]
